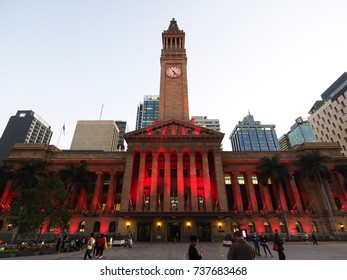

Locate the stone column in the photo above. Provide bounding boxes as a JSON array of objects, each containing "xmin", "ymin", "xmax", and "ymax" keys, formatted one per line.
[
  {"xmin": 91, "ymin": 172, "xmax": 103, "ymax": 212},
  {"xmin": 150, "ymin": 152, "xmax": 158, "ymax": 212},
  {"xmin": 190, "ymin": 152, "xmax": 198, "ymax": 212},
  {"xmin": 202, "ymin": 151, "xmax": 212, "ymax": 212},
  {"xmin": 213, "ymin": 151, "xmax": 229, "ymax": 212},
  {"xmin": 163, "ymin": 151, "xmax": 171, "ymax": 211},
  {"xmin": 258, "ymin": 180, "xmax": 273, "ymax": 212},
  {"xmin": 232, "ymin": 172, "xmax": 243, "ymax": 212},
  {"xmin": 120, "ymin": 153, "xmax": 135, "ymax": 212},
  {"xmin": 289, "ymin": 173, "xmax": 303, "ymax": 212},
  {"xmin": 136, "ymin": 152, "xmax": 147, "ymax": 212},
  {"xmin": 177, "ymin": 150, "xmax": 184, "ymax": 212},
  {"xmin": 106, "ymin": 173, "xmax": 117, "ymax": 212},
  {"xmin": 245, "ymin": 172, "xmax": 258, "ymax": 212}
]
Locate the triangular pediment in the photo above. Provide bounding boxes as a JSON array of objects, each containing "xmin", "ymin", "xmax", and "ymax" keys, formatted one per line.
[{"xmin": 125, "ymin": 119, "xmax": 224, "ymax": 140}]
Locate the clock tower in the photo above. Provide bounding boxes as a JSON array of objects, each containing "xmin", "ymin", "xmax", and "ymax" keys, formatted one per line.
[{"xmin": 158, "ymin": 18, "xmax": 189, "ymax": 122}]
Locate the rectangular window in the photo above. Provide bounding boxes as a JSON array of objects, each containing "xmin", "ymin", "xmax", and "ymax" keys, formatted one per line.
[{"xmin": 224, "ymin": 174, "xmax": 231, "ymax": 184}]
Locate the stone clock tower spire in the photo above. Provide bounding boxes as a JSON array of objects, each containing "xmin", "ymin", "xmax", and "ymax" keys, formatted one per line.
[{"xmin": 158, "ymin": 18, "xmax": 189, "ymax": 122}]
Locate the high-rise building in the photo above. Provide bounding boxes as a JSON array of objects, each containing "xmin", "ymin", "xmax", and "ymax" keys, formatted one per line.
[
  {"xmin": 70, "ymin": 120, "xmax": 119, "ymax": 151},
  {"xmin": 191, "ymin": 116, "xmax": 221, "ymax": 132},
  {"xmin": 308, "ymin": 72, "xmax": 347, "ymax": 156},
  {"xmin": 135, "ymin": 95, "xmax": 159, "ymax": 129},
  {"xmin": 279, "ymin": 134, "xmax": 291, "ymax": 151},
  {"xmin": 115, "ymin": 121, "xmax": 128, "ymax": 151},
  {"xmin": 0, "ymin": 110, "xmax": 52, "ymax": 158},
  {"xmin": 1, "ymin": 19, "xmax": 346, "ymax": 244},
  {"xmin": 287, "ymin": 117, "xmax": 317, "ymax": 147},
  {"xmin": 229, "ymin": 113, "xmax": 281, "ymax": 151}
]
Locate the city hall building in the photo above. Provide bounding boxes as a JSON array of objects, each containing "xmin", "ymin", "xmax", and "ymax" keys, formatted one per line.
[{"xmin": 1, "ymin": 19, "xmax": 346, "ymax": 243}]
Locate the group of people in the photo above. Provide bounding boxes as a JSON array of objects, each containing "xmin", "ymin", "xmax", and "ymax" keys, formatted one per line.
[
  {"xmin": 187, "ymin": 229, "xmax": 288, "ymax": 260},
  {"xmin": 83, "ymin": 233, "xmax": 108, "ymax": 260},
  {"xmin": 83, "ymin": 231, "xmax": 134, "ymax": 260}
]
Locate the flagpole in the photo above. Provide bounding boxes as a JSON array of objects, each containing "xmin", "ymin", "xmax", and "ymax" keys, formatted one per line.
[
  {"xmin": 56, "ymin": 126, "xmax": 63, "ymax": 147},
  {"xmin": 56, "ymin": 122, "xmax": 65, "ymax": 148}
]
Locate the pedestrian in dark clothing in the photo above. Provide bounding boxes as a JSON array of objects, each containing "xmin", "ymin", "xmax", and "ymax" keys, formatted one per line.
[
  {"xmin": 312, "ymin": 233, "xmax": 319, "ymax": 245},
  {"xmin": 93, "ymin": 234, "xmax": 100, "ymax": 258},
  {"xmin": 273, "ymin": 229, "xmax": 286, "ymax": 260},
  {"xmin": 95, "ymin": 233, "xmax": 106, "ymax": 259},
  {"xmin": 250, "ymin": 232, "xmax": 261, "ymax": 256},
  {"xmin": 260, "ymin": 232, "xmax": 273, "ymax": 257},
  {"xmin": 188, "ymin": 235, "xmax": 204, "ymax": 260},
  {"xmin": 227, "ymin": 231, "xmax": 255, "ymax": 260}
]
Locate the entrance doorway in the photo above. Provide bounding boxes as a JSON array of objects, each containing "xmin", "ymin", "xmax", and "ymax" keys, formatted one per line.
[
  {"xmin": 137, "ymin": 223, "xmax": 151, "ymax": 242},
  {"xmin": 197, "ymin": 223, "xmax": 211, "ymax": 241},
  {"xmin": 167, "ymin": 222, "xmax": 181, "ymax": 242}
]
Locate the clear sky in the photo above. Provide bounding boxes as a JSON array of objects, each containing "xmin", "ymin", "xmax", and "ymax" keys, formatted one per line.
[{"xmin": 1, "ymin": 0, "xmax": 347, "ymax": 151}]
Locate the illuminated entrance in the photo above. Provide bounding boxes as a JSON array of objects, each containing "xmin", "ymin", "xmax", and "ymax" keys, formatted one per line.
[
  {"xmin": 137, "ymin": 222, "xmax": 151, "ymax": 242},
  {"xmin": 167, "ymin": 222, "xmax": 181, "ymax": 242},
  {"xmin": 197, "ymin": 223, "xmax": 211, "ymax": 241}
]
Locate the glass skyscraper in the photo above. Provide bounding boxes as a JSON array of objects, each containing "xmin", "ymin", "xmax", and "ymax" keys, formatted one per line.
[
  {"xmin": 229, "ymin": 113, "xmax": 281, "ymax": 151},
  {"xmin": 136, "ymin": 95, "xmax": 159, "ymax": 129}
]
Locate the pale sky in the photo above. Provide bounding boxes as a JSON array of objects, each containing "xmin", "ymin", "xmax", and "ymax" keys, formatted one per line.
[{"xmin": 1, "ymin": 0, "xmax": 347, "ymax": 151}]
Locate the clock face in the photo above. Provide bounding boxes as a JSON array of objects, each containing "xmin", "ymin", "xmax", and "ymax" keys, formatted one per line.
[{"xmin": 166, "ymin": 66, "xmax": 181, "ymax": 78}]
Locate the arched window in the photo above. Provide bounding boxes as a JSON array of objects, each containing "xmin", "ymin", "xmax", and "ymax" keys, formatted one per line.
[
  {"xmin": 264, "ymin": 221, "xmax": 271, "ymax": 233},
  {"xmin": 310, "ymin": 221, "xmax": 318, "ymax": 233},
  {"xmin": 109, "ymin": 222, "xmax": 116, "ymax": 233},
  {"xmin": 248, "ymin": 221, "xmax": 255, "ymax": 233},
  {"xmin": 232, "ymin": 222, "xmax": 240, "ymax": 232},
  {"xmin": 93, "ymin": 221, "xmax": 101, "ymax": 233},
  {"xmin": 279, "ymin": 221, "xmax": 286, "ymax": 233},
  {"xmin": 78, "ymin": 221, "xmax": 86, "ymax": 233},
  {"xmin": 295, "ymin": 221, "xmax": 303, "ymax": 233}
]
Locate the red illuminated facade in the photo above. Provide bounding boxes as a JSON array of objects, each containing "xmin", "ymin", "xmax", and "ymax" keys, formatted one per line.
[{"xmin": 0, "ymin": 19, "xmax": 347, "ymax": 243}]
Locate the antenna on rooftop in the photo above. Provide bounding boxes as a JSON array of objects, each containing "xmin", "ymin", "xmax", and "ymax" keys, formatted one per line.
[{"xmin": 99, "ymin": 104, "xmax": 104, "ymax": 120}]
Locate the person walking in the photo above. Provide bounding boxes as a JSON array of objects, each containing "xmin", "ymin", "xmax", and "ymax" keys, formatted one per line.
[
  {"xmin": 303, "ymin": 232, "xmax": 310, "ymax": 243},
  {"xmin": 94, "ymin": 233, "xmax": 107, "ymax": 259},
  {"xmin": 93, "ymin": 233, "xmax": 100, "ymax": 258},
  {"xmin": 250, "ymin": 232, "xmax": 261, "ymax": 256},
  {"xmin": 273, "ymin": 229, "xmax": 286, "ymax": 260},
  {"xmin": 188, "ymin": 235, "xmax": 204, "ymax": 260},
  {"xmin": 227, "ymin": 231, "xmax": 255, "ymax": 260},
  {"xmin": 83, "ymin": 232, "xmax": 95, "ymax": 260},
  {"xmin": 312, "ymin": 233, "xmax": 319, "ymax": 245},
  {"xmin": 260, "ymin": 232, "xmax": 273, "ymax": 257},
  {"xmin": 124, "ymin": 231, "xmax": 133, "ymax": 248}
]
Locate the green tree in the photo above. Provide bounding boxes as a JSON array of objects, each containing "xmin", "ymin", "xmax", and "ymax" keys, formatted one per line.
[
  {"xmin": 10, "ymin": 175, "xmax": 72, "ymax": 243},
  {"xmin": 57, "ymin": 163, "xmax": 90, "ymax": 209},
  {"xmin": 297, "ymin": 150, "xmax": 339, "ymax": 239},
  {"xmin": 12, "ymin": 162, "xmax": 46, "ymax": 191},
  {"xmin": 256, "ymin": 155, "xmax": 291, "ymax": 240}
]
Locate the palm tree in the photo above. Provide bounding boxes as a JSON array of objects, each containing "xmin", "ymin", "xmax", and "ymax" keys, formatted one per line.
[
  {"xmin": 13, "ymin": 161, "xmax": 46, "ymax": 191},
  {"xmin": 57, "ymin": 163, "xmax": 90, "ymax": 210},
  {"xmin": 256, "ymin": 155, "xmax": 291, "ymax": 240},
  {"xmin": 297, "ymin": 150, "xmax": 339, "ymax": 240}
]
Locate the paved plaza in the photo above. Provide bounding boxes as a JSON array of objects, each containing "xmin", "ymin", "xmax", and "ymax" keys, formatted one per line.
[{"xmin": 1, "ymin": 241, "xmax": 347, "ymax": 260}]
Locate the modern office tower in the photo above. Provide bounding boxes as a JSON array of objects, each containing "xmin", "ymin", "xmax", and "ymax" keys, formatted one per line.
[
  {"xmin": 115, "ymin": 120, "xmax": 128, "ymax": 151},
  {"xmin": 191, "ymin": 116, "xmax": 221, "ymax": 132},
  {"xmin": 308, "ymin": 72, "xmax": 347, "ymax": 156},
  {"xmin": 70, "ymin": 120, "xmax": 119, "ymax": 152},
  {"xmin": 279, "ymin": 134, "xmax": 291, "ymax": 151},
  {"xmin": 0, "ymin": 110, "xmax": 52, "ymax": 158},
  {"xmin": 135, "ymin": 95, "xmax": 159, "ymax": 129},
  {"xmin": 229, "ymin": 113, "xmax": 281, "ymax": 151},
  {"xmin": 287, "ymin": 117, "xmax": 317, "ymax": 147}
]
